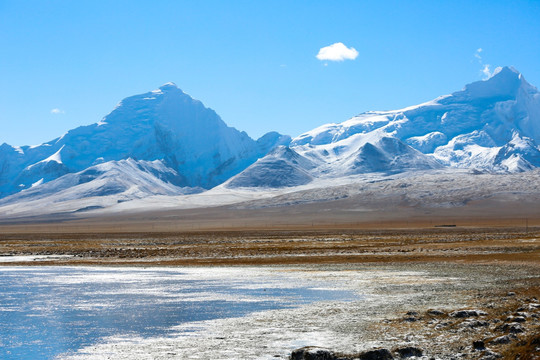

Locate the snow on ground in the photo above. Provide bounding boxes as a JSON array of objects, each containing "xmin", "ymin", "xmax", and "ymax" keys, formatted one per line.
[
  {"xmin": 0, "ymin": 255, "xmax": 74, "ymax": 263},
  {"xmin": 1, "ymin": 167, "xmax": 539, "ymax": 219},
  {"xmin": 81, "ymin": 171, "xmax": 399, "ymax": 216}
]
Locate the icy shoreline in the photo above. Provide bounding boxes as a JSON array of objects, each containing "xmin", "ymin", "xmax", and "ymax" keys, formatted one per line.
[
  {"xmin": 1, "ymin": 266, "xmax": 355, "ymax": 360},
  {"xmin": 57, "ymin": 265, "xmax": 469, "ymax": 360},
  {"xmin": 0, "ymin": 255, "xmax": 74, "ymax": 262},
  {"xmin": 2, "ymin": 263, "xmax": 536, "ymax": 359}
]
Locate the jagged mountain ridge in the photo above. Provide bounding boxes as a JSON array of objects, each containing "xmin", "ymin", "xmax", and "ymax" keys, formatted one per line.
[
  {"xmin": 0, "ymin": 83, "xmax": 290, "ymax": 198},
  {"xmin": 226, "ymin": 66, "xmax": 540, "ymax": 188},
  {"xmin": 1, "ymin": 66, "xmax": 540, "ymax": 217}
]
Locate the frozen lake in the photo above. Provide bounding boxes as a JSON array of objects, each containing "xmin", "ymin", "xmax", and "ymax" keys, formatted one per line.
[{"xmin": 0, "ymin": 266, "xmax": 355, "ymax": 360}]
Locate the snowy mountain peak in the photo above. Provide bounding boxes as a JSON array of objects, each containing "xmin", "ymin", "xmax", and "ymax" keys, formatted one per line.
[
  {"xmin": 0, "ymin": 83, "xmax": 290, "ymax": 197},
  {"xmin": 158, "ymin": 82, "xmax": 181, "ymax": 91},
  {"xmin": 492, "ymin": 65, "xmax": 519, "ymax": 76},
  {"xmin": 454, "ymin": 66, "xmax": 533, "ymax": 101},
  {"xmin": 1, "ymin": 67, "xmax": 539, "ymax": 211},
  {"xmin": 285, "ymin": 66, "xmax": 540, "ymax": 179}
]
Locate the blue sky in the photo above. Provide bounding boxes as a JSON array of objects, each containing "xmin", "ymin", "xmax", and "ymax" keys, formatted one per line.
[{"xmin": 1, "ymin": 0, "xmax": 539, "ymax": 146}]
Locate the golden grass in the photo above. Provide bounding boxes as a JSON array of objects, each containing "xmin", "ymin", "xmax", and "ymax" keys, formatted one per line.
[{"xmin": 0, "ymin": 227, "xmax": 539, "ymax": 267}]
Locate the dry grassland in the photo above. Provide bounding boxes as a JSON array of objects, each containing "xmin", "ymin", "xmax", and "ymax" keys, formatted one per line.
[{"xmin": 0, "ymin": 226, "xmax": 538, "ymax": 267}]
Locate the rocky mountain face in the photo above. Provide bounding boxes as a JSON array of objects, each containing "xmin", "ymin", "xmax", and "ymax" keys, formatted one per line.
[{"xmin": 0, "ymin": 83, "xmax": 290, "ymax": 198}]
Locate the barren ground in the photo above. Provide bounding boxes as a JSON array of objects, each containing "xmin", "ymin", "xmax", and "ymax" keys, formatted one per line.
[
  {"xmin": 0, "ymin": 226, "xmax": 538, "ymax": 267},
  {"xmin": 1, "ymin": 223, "xmax": 539, "ymax": 359}
]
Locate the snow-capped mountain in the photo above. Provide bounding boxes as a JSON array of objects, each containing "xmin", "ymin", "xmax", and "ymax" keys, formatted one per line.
[
  {"xmin": 0, "ymin": 83, "xmax": 290, "ymax": 198},
  {"xmin": 0, "ymin": 159, "xmax": 199, "ymax": 208},
  {"xmin": 227, "ymin": 66, "xmax": 540, "ymax": 188},
  {"xmin": 1, "ymin": 66, "xmax": 539, "ymax": 219},
  {"xmin": 226, "ymin": 146, "xmax": 316, "ymax": 188}
]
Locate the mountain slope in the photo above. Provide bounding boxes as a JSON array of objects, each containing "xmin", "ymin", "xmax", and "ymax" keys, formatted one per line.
[
  {"xmin": 226, "ymin": 67, "xmax": 540, "ymax": 189},
  {"xmin": 0, "ymin": 159, "xmax": 202, "ymax": 217},
  {"xmin": 225, "ymin": 146, "xmax": 315, "ymax": 188},
  {"xmin": 0, "ymin": 83, "xmax": 290, "ymax": 198},
  {"xmin": 294, "ymin": 66, "xmax": 540, "ymax": 172},
  {"xmin": 0, "ymin": 158, "xmax": 198, "ymax": 204},
  {"xmin": 226, "ymin": 134, "xmax": 442, "ymax": 189}
]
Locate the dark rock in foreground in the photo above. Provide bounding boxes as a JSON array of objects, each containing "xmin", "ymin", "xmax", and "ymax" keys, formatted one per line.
[
  {"xmin": 289, "ymin": 347, "xmax": 393, "ymax": 360},
  {"xmin": 472, "ymin": 340, "xmax": 485, "ymax": 350},
  {"xmin": 449, "ymin": 309, "xmax": 488, "ymax": 318},
  {"xmin": 290, "ymin": 347, "xmax": 336, "ymax": 360},
  {"xmin": 394, "ymin": 346, "xmax": 423, "ymax": 358},
  {"xmin": 357, "ymin": 348, "xmax": 393, "ymax": 360},
  {"xmin": 427, "ymin": 309, "xmax": 445, "ymax": 316},
  {"xmin": 289, "ymin": 289, "xmax": 540, "ymax": 360}
]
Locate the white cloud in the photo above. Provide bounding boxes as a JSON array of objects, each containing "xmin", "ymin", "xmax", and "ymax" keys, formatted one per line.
[
  {"xmin": 474, "ymin": 48, "xmax": 483, "ymax": 60},
  {"xmin": 474, "ymin": 48, "xmax": 493, "ymax": 79},
  {"xmin": 316, "ymin": 42, "xmax": 358, "ymax": 62},
  {"xmin": 481, "ymin": 64, "xmax": 493, "ymax": 79},
  {"xmin": 50, "ymin": 108, "xmax": 65, "ymax": 114}
]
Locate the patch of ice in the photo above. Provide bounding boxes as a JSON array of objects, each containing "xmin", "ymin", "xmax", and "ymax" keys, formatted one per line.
[
  {"xmin": 27, "ymin": 145, "xmax": 65, "ymax": 170},
  {"xmin": 56, "ymin": 267, "xmax": 457, "ymax": 360},
  {"xmin": 0, "ymin": 255, "xmax": 74, "ymax": 263}
]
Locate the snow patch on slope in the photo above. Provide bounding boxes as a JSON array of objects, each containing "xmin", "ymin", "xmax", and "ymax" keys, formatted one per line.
[
  {"xmin": 0, "ymin": 159, "xmax": 200, "ymax": 217},
  {"xmin": 27, "ymin": 145, "xmax": 65, "ymax": 169}
]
